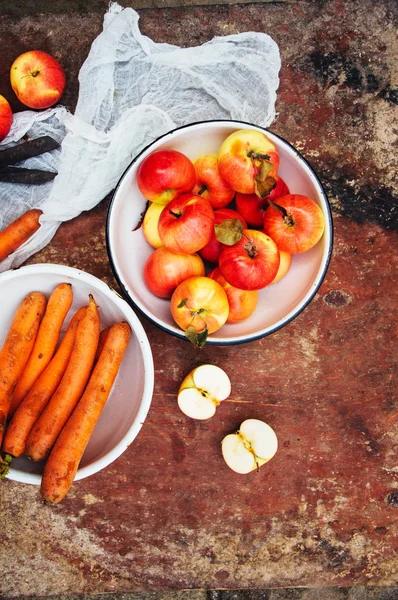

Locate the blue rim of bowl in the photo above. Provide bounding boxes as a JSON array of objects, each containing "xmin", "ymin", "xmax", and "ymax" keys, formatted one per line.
[{"xmin": 106, "ymin": 119, "xmax": 334, "ymax": 346}]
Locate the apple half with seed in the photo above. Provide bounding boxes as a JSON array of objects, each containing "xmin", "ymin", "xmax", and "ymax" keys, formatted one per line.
[
  {"xmin": 177, "ymin": 364, "xmax": 231, "ymax": 420},
  {"xmin": 222, "ymin": 418, "xmax": 278, "ymax": 474}
]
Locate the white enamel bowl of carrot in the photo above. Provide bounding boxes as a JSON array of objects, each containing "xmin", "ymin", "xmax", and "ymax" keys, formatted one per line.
[{"xmin": 0, "ymin": 264, "xmax": 154, "ymax": 485}]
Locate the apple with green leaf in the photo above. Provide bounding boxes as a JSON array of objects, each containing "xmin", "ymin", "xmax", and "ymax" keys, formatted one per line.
[
  {"xmin": 198, "ymin": 208, "xmax": 247, "ymax": 264},
  {"xmin": 170, "ymin": 276, "xmax": 229, "ymax": 347},
  {"xmin": 218, "ymin": 129, "xmax": 280, "ymax": 196}
]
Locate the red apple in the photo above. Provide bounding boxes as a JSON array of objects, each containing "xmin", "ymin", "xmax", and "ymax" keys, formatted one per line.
[
  {"xmin": 144, "ymin": 246, "xmax": 205, "ymax": 298},
  {"xmin": 170, "ymin": 276, "xmax": 229, "ymax": 347},
  {"xmin": 10, "ymin": 51, "xmax": 66, "ymax": 110},
  {"xmin": 0, "ymin": 95, "xmax": 13, "ymax": 142},
  {"xmin": 218, "ymin": 129, "xmax": 280, "ymax": 195},
  {"xmin": 158, "ymin": 192, "xmax": 215, "ymax": 254},
  {"xmin": 137, "ymin": 150, "xmax": 196, "ymax": 205},
  {"xmin": 263, "ymin": 194, "xmax": 325, "ymax": 254},
  {"xmin": 208, "ymin": 267, "xmax": 258, "ymax": 323},
  {"xmin": 235, "ymin": 176, "xmax": 290, "ymax": 228},
  {"xmin": 219, "ymin": 229, "xmax": 280, "ymax": 290},
  {"xmin": 198, "ymin": 208, "xmax": 247, "ymax": 264},
  {"xmin": 192, "ymin": 154, "xmax": 235, "ymax": 208},
  {"xmin": 271, "ymin": 250, "xmax": 292, "ymax": 283}
]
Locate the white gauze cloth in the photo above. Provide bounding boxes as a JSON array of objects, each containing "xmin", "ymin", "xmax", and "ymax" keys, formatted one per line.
[{"xmin": 0, "ymin": 2, "xmax": 280, "ymax": 272}]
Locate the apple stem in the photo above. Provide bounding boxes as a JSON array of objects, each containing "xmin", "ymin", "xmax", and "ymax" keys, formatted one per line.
[
  {"xmin": 242, "ymin": 234, "xmax": 258, "ymax": 258},
  {"xmin": 197, "ymin": 184, "xmax": 207, "ymax": 196},
  {"xmin": 268, "ymin": 198, "xmax": 295, "ymax": 227},
  {"xmin": 169, "ymin": 209, "xmax": 181, "ymax": 219},
  {"xmin": 247, "ymin": 150, "xmax": 271, "ymax": 161}
]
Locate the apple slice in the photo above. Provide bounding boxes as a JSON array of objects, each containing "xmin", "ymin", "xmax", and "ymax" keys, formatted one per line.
[
  {"xmin": 222, "ymin": 418, "xmax": 278, "ymax": 474},
  {"xmin": 177, "ymin": 364, "xmax": 231, "ymax": 420}
]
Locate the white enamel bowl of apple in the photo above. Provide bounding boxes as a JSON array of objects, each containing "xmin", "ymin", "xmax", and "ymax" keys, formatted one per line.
[
  {"xmin": 0, "ymin": 264, "xmax": 154, "ymax": 491},
  {"xmin": 106, "ymin": 120, "xmax": 333, "ymax": 347}
]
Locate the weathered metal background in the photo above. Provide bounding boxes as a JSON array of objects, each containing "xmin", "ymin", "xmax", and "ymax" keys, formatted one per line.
[{"xmin": 0, "ymin": 0, "xmax": 397, "ymax": 597}]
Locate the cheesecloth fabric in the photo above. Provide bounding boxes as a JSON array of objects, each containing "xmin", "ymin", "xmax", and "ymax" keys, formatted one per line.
[{"xmin": 0, "ymin": 2, "xmax": 281, "ymax": 272}]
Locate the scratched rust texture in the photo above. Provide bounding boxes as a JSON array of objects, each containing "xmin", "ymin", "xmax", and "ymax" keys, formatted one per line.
[{"xmin": 0, "ymin": 0, "xmax": 397, "ymax": 597}]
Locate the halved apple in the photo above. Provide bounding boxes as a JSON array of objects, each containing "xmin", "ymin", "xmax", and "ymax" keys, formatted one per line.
[
  {"xmin": 221, "ymin": 418, "xmax": 278, "ymax": 474},
  {"xmin": 177, "ymin": 364, "xmax": 231, "ymax": 420}
]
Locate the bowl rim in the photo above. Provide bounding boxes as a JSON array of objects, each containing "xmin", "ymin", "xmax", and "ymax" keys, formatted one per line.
[
  {"xmin": 106, "ymin": 118, "xmax": 334, "ymax": 346},
  {"xmin": 1, "ymin": 263, "xmax": 155, "ymax": 485}
]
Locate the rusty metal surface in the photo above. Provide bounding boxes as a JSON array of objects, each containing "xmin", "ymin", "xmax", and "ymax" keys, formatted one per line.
[{"xmin": 0, "ymin": 0, "xmax": 397, "ymax": 597}]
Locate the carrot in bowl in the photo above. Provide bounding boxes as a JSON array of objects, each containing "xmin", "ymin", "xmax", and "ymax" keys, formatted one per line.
[
  {"xmin": 9, "ymin": 282, "xmax": 74, "ymax": 416},
  {"xmin": 0, "ymin": 209, "xmax": 43, "ymax": 263},
  {"xmin": 41, "ymin": 321, "xmax": 131, "ymax": 504},
  {"xmin": 2, "ymin": 307, "xmax": 87, "ymax": 458},
  {"xmin": 0, "ymin": 291, "xmax": 47, "ymax": 448},
  {"xmin": 25, "ymin": 294, "xmax": 100, "ymax": 462}
]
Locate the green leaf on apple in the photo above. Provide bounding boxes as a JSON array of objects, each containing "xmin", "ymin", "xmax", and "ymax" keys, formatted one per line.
[
  {"xmin": 178, "ymin": 298, "xmax": 189, "ymax": 308},
  {"xmin": 185, "ymin": 325, "xmax": 208, "ymax": 348},
  {"xmin": 214, "ymin": 218, "xmax": 243, "ymax": 246}
]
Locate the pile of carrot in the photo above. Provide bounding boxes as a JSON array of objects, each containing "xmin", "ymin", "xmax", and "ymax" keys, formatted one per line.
[{"xmin": 0, "ymin": 284, "xmax": 131, "ymax": 504}]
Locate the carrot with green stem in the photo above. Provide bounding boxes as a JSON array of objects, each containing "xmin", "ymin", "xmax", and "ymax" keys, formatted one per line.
[
  {"xmin": 2, "ymin": 307, "xmax": 87, "ymax": 458},
  {"xmin": 26, "ymin": 294, "xmax": 100, "ymax": 462},
  {"xmin": 0, "ymin": 209, "xmax": 42, "ymax": 263},
  {"xmin": 0, "ymin": 291, "xmax": 47, "ymax": 472},
  {"xmin": 41, "ymin": 321, "xmax": 131, "ymax": 504},
  {"xmin": 9, "ymin": 282, "xmax": 74, "ymax": 416}
]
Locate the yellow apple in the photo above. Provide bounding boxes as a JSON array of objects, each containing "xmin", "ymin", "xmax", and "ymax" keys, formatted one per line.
[{"xmin": 142, "ymin": 202, "xmax": 164, "ymax": 248}]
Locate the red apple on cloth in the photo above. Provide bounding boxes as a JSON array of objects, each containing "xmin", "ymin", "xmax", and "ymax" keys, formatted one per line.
[
  {"xmin": 263, "ymin": 194, "xmax": 325, "ymax": 254},
  {"xmin": 170, "ymin": 276, "xmax": 229, "ymax": 347},
  {"xmin": 219, "ymin": 229, "xmax": 280, "ymax": 291},
  {"xmin": 137, "ymin": 150, "xmax": 196, "ymax": 205},
  {"xmin": 0, "ymin": 95, "xmax": 13, "ymax": 142},
  {"xmin": 10, "ymin": 51, "xmax": 66, "ymax": 110},
  {"xmin": 192, "ymin": 154, "xmax": 235, "ymax": 209},
  {"xmin": 218, "ymin": 129, "xmax": 280, "ymax": 196},
  {"xmin": 144, "ymin": 246, "xmax": 205, "ymax": 298},
  {"xmin": 198, "ymin": 208, "xmax": 247, "ymax": 264},
  {"xmin": 158, "ymin": 192, "xmax": 215, "ymax": 254},
  {"xmin": 208, "ymin": 266, "xmax": 258, "ymax": 323},
  {"xmin": 235, "ymin": 176, "xmax": 290, "ymax": 228}
]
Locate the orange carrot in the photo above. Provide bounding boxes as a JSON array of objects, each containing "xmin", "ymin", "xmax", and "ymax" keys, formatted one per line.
[
  {"xmin": 0, "ymin": 291, "xmax": 47, "ymax": 448},
  {"xmin": 0, "ymin": 209, "xmax": 42, "ymax": 263},
  {"xmin": 25, "ymin": 294, "xmax": 100, "ymax": 462},
  {"xmin": 2, "ymin": 307, "xmax": 87, "ymax": 457},
  {"xmin": 94, "ymin": 326, "xmax": 110, "ymax": 363},
  {"xmin": 9, "ymin": 282, "xmax": 74, "ymax": 416},
  {"xmin": 41, "ymin": 321, "xmax": 131, "ymax": 504}
]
